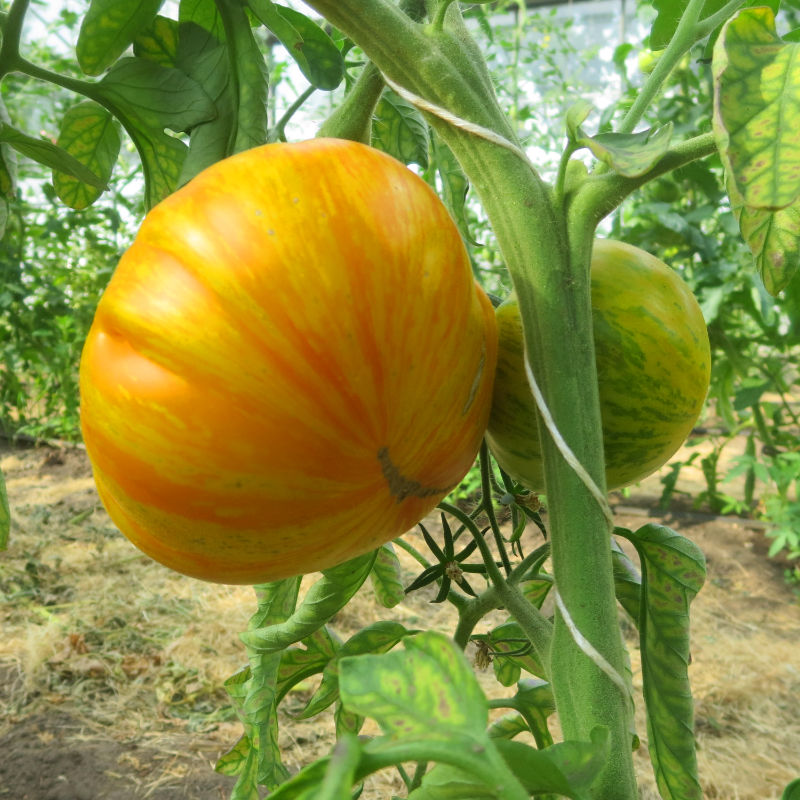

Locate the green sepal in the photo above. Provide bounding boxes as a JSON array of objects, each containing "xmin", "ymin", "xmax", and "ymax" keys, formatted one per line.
[{"xmin": 53, "ymin": 101, "xmax": 121, "ymax": 210}]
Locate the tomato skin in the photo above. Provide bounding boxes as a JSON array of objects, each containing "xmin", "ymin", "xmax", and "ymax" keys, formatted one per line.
[
  {"xmin": 80, "ymin": 139, "xmax": 497, "ymax": 585},
  {"xmin": 486, "ymin": 239, "xmax": 710, "ymax": 492}
]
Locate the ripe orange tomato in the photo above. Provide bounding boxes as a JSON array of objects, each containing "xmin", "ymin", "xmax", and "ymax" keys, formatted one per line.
[{"xmin": 80, "ymin": 139, "xmax": 497, "ymax": 585}]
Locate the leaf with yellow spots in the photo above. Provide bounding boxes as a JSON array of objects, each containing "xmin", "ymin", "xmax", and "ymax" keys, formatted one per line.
[
  {"xmin": 713, "ymin": 8, "xmax": 800, "ymax": 212},
  {"xmin": 616, "ymin": 524, "xmax": 706, "ymax": 800}
]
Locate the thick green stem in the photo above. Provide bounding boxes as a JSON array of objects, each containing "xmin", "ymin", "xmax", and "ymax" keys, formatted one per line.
[
  {"xmin": 453, "ymin": 588, "xmax": 499, "ymax": 650},
  {"xmin": 316, "ymin": 63, "xmax": 383, "ymax": 144},
  {"xmin": 0, "ymin": 0, "xmax": 29, "ymax": 79}
]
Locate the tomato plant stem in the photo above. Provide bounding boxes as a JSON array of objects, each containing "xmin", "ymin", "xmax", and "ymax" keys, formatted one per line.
[{"xmin": 453, "ymin": 588, "xmax": 499, "ymax": 650}]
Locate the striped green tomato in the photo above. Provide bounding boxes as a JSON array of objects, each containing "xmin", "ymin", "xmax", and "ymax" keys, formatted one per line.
[{"xmin": 486, "ymin": 239, "xmax": 710, "ymax": 492}]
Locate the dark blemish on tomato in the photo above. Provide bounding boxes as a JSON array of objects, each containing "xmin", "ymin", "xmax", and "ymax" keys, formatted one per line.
[{"xmin": 378, "ymin": 447, "xmax": 457, "ymax": 503}]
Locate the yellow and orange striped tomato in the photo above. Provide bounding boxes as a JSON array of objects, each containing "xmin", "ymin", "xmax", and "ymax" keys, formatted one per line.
[{"xmin": 80, "ymin": 139, "xmax": 497, "ymax": 585}]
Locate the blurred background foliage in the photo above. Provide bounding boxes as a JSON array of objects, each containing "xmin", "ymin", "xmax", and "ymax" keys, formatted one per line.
[{"xmin": 1, "ymin": 0, "xmax": 800, "ymax": 572}]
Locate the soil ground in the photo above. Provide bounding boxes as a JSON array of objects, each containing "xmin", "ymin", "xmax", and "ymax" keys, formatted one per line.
[{"xmin": 1, "ymin": 440, "xmax": 799, "ymax": 800}]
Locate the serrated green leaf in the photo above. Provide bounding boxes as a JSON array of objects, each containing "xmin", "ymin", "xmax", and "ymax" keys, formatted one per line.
[
  {"xmin": 611, "ymin": 535, "xmax": 642, "ymax": 625},
  {"xmin": 566, "ymin": 100, "xmax": 594, "ymax": 141},
  {"xmin": 240, "ymin": 552, "xmax": 378, "ymax": 654},
  {"xmin": 77, "ymin": 0, "xmax": 163, "ymax": 76},
  {"xmin": 617, "ymin": 524, "xmax": 706, "ymax": 800},
  {"xmin": 94, "ymin": 56, "xmax": 216, "ymax": 209},
  {"xmin": 713, "ymin": 8, "xmax": 800, "ymax": 211},
  {"xmin": 53, "ymin": 101, "xmax": 121, "ymax": 209},
  {"xmin": 373, "ymin": 89, "xmax": 429, "ymax": 169},
  {"xmin": 0, "ymin": 465, "xmax": 9, "ymax": 550},
  {"xmin": 216, "ymin": 733, "xmax": 252, "ymax": 777},
  {"xmin": 370, "ymin": 543, "xmax": 405, "ymax": 608},
  {"xmin": 298, "ymin": 621, "xmax": 412, "ymax": 719},
  {"xmin": 339, "ymin": 631, "xmax": 488, "ymax": 740},
  {"xmin": 727, "ymin": 171, "xmax": 800, "ymax": 295},
  {"xmin": 175, "ymin": 21, "xmax": 234, "ymax": 186},
  {"xmin": 487, "ymin": 711, "xmax": 529, "ymax": 740},
  {"xmin": 133, "ymin": 15, "xmax": 179, "ymax": 67},
  {"xmin": 782, "ymin": 778, "xmax": 800, "ymax": 800},
  {"xmin": 432, "ymin": 134, "xmax": 476, "ymax": 245},
  {"xmin": 247, "ymin": 0, "xmax": 344, "ymax": 90},
  {"xmin": 579, "ymin": 124, "xmax": 673, "ymax": 178},
  {"xmin": 0, "ymin": 123, "xmax": 107, "ymax": 189}
]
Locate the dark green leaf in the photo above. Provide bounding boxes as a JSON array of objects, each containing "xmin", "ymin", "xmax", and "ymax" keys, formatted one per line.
[
  {"xmin": 617, "ymin": 524, "xmax": 706, "ymax": 800},
  {"xmin": 228, "ymin": 3, "xmax": 269, "ymax": 154},
  {"xmin": 782, "ymin": 778, "xmax": 800, "ymax": 800},
  {"xmin": 133, "ymin": 14, "xmax": 179, "ymax": 67},
  {"xmin": 247, "ymin": 0, "xmax": 344, "ymax": 90},
  {"xmin": 785, "ymin": 27, "xmax": 800, "ymax": 43},
  {"xmin": 0, "ymin": 465, "xmax": 9, "ymax": 550},
  {"xmin": 370, "ymin": 543, "xmax": 405, "ymax": 608},
  {"xmin": 733, "ymin": 379, "xmax": 771, "ymax": 410},
  {"xmin": 0, "ymin": 123, "xmax": 107, "ymax": 190},
  {"xmin": 432, "ymin": 134, "xmax": 476, "ymax": 245},
  {"xmin": 53, "ymin": 101, "xmax": 121, "ymax": 209},
  {"xmin": 240, "ymin": 552, "xmax": 377, "ymax": 654},
  {"xmin": 0, "ymin": 97, "xmax": 18, "ymax": 198},
  {"xmin": 372, "ymin": 89, "xmax": 429, "ymax": 169},
  {"xmin": 94, "ymin": 56, "xmax": 216, "ymax": 208},
  {"xmin": 611, "ymin": 535, "xmax": 642, "ymax": 625},
  {"xmin": 579, "ymin": 124, "xmax": 673, "ymax": 178},
  {"xmin": 77, "ymin": 0, "xmax": 163, "ymax": 76},
  {"xmin": 180, "ymin": 0, "xmax": 225, "ymax": 40},
  {"xmin": 298, "ymin": 621, "xmax": 412, "ymax": 719},
  {"xmin": 713, "ymin": 8, "xmax": 800, "ymax": 211},
  {"xmin": 175, "ymin": 21, "xmax": 234, "ymax": 185}
]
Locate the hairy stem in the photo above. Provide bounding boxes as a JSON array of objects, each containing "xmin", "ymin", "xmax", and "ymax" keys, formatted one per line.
[{"xmin": 453, "ymin": 588, "xmax": 499, "ymax": 650}]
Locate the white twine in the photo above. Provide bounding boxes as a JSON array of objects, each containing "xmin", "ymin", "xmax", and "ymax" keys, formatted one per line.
[{"xmin": 555, "ymin": 590, "xmax": 633, "ymax": 707}]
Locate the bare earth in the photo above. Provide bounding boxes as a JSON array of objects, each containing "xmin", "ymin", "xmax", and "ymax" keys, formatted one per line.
[{"xmin": 1, "ymin": 441, "xmax": 798, "ymax": 800}]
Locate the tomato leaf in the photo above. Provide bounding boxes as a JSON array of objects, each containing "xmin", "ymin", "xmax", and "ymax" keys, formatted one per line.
[
  {"xmin": 77, "ymin": 0, "xmax": 163, "ymax": 76},
  {"xmin": 372, "ymin": 89, "xmax": 429, "ymax": 169},
  {"xmin": 432, "ymin": 134, "xmax": 476, "ymax": 245},
  {"xmin": 93, "ymin": 56, "xmax": 216, "ymax": 209},
  {"xmin": 578, "ymin": 124, "xmax": 673, "ymax": 178},
  {"xmin": 0, "ymin": 465, "xmax": 9, "ymax": 551},
  {"xmin": 0, "ymin": 122, "xmax": 107, "ymax": 190},
  {"xmin": 240, "ymin": 551, "xmax": 378, "ymax": 654},
  {"xmin": 507, "ymin": 678, "xmax": 555, "ymax": 749},
  {"xmin": 227, "ymin": 2, "xmax": 269, "ymax": 154},
  {"xmin": 370, "ymin": 543, "xmax": 405, "ymax": 609},
  {"xmin": 133, "ymin": 15, "xmax": 179, "ymax": 67},
  {"xmin": 297, "ymin": 621, "xmax": 413, "ymax": 719},
  {"xmin": 216, "ymin": 733, "xmax": 252, "ymax": 777},
  {"xmin": 493, "ymin": 654, "xmax": 521, "ymax": 687},
  {"xmin": 247, "ymin": 1, "xmax": 345, "ymax": 91},
  {"xmin": 53, "ymin": 101, "xmax": 121, "ymax": 210},
  {"xmin": 175, "ymin": 21, "xmax": 234, "ymax": 185},
  {"xmin": 616, "ymin": 524, "xmax": 706, "ymax": 800},
  {"xmin": 565, "ymin": 99, "xmax": 594, "ymax": 142},
  {"xmin": 334, "ymin": 700, "xmax": 365, "ymax": 739},
  {"xmin": 486, "ymin": 621, "xmax": 545, "ymax": 679},
  {"xmin": 727, "ymin": 171, "xmax": 800, "ymax": 295},
  {"xmin": 611, "ymin": 535, "xmax": 642, "ymax": 626},
  {"xmin": 713, "ymin": 8, "xmax": 800, "ymax": 212},
  {"xmin": 519, "ymin": 573, "xmax": 552, "ymax": 609},
  {"xmin": 275, "ymin": 626, "xmax": 341, "ymax": 705},
  {"xmin": 180, "ymin": 0, "xmax": 225, "ymax": 40},
  {"xmin": 0, "ymin": 97, "xmax": 18, "ymax": 200},
  {"xmin": 782, "ymin": 778, "xmax": 800, "ymax": 800},
  {"xmin": 487, "ymin": 711, "xmax": 530, "ymax": 740},
  {"xmin": 229, "ymin": 747, "xmax": 261, "ymax": 800}
]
